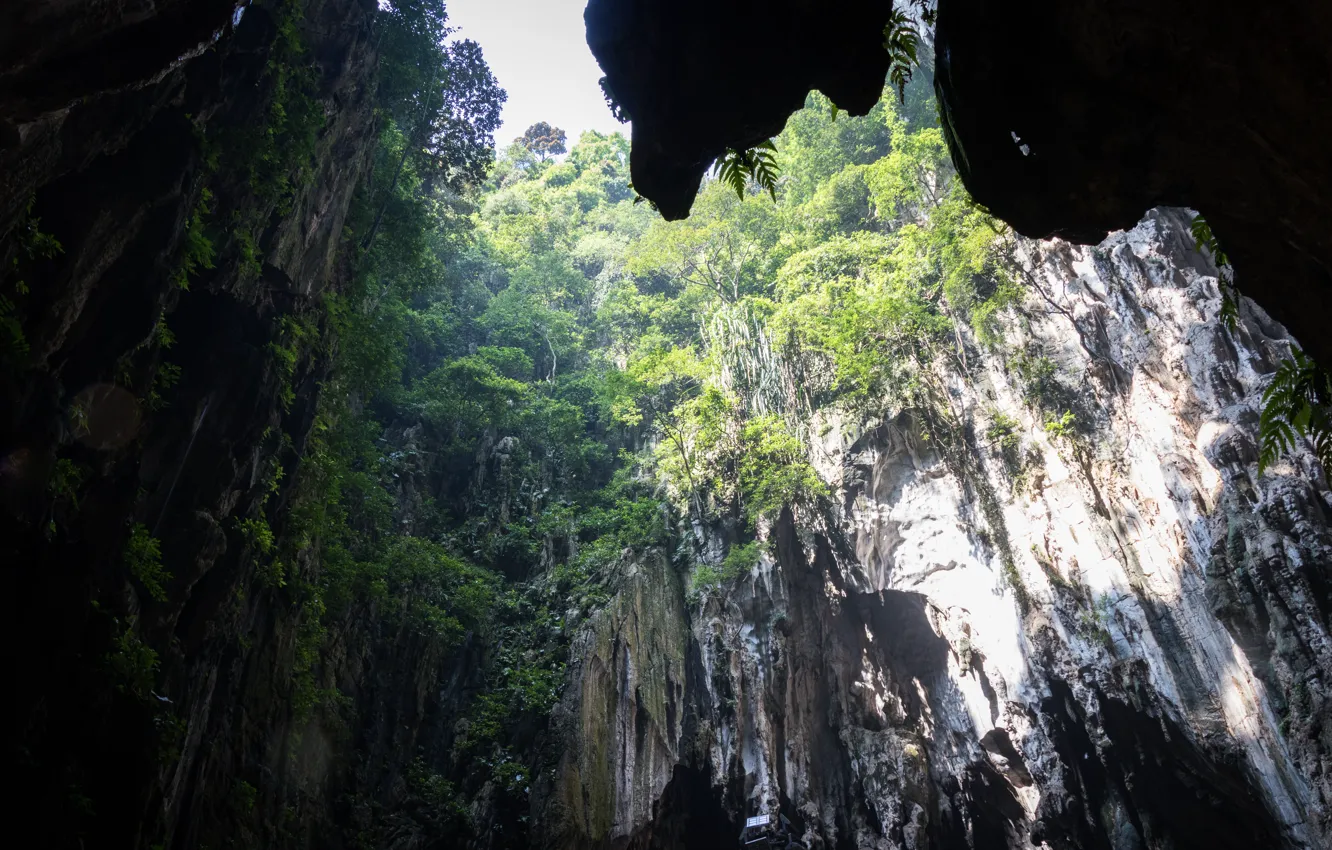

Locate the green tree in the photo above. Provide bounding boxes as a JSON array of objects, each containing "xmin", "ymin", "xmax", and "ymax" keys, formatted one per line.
[{"xmin": 519, "ymin": 122, "xmax": 569, "ymax": 161}]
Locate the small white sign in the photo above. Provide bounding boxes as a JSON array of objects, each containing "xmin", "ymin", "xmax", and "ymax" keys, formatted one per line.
[{"xmin": 745, "ymin": 815, "xmax": 770, "ymax": 828}]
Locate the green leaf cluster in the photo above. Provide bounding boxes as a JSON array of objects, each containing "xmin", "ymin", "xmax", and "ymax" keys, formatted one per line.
[
  {"xmin": 713, "ymin": 141, "xmax": 780, "ymax": 202},
  {"xmin": 125, "ymin": 523, "xmax": 171, "ymax": 603},
  {"xmin": 1259, "ymin": 349, "xmax": 1332, "ymax": 473},
  {"xmin": 883, "ymin": 10, "xmax": 922, "ymax": 102},
  {"xmin": 1190, "ymin": 214, "xmax": 1240, "ymax": 330}
]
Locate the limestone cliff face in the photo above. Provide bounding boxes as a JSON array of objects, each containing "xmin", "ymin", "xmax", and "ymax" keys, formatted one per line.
[{"xmin": 535, "ymin": 208, "xmax": 1331, "ymax": 850}]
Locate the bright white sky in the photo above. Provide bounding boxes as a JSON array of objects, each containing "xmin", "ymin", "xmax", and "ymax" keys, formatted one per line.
[{"xmin": 445, "ymin": 0, "xmax": 625, "ymax": 147}]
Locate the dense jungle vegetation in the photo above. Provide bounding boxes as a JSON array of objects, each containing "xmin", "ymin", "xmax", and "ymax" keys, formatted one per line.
[{"xmin": 259, "ymin": 39, "xmax": 1058, "ymax": 836}]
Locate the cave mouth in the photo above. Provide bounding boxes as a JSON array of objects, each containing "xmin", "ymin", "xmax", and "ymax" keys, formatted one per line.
[
  {"xmin": 627, "ymin": 765, "xmax": 741, "ymax": 850},
  {"xmin": 1035, "ymin": 679, "xmax": 1289, "ymax": 850},
  {"xmin": 3, "ymin": 0, "xmax": 1327, "ymax": 848}
]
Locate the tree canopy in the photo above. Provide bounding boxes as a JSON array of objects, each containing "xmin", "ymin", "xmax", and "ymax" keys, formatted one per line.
[{"xmin": 518, "ymin": 121, "xmax": 569, "ymax": 161}]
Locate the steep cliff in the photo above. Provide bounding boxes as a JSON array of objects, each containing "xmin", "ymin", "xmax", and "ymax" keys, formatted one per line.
[
  {"xmin": 533, "ymin": 208, "xmax": 1330, "ymax": 850},
  {"xmin": 1, "ymin": 1, "xmax": 383, "ymax": 845}
]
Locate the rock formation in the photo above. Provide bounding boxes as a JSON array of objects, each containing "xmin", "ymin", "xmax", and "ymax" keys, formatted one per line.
[
  {"xmin": 533, "ymin": 209, "xmax": 1330, "ymax": 849},
  {"xmin": 1, "ymin": 1, "xmax": 383, "ymax": 845}
]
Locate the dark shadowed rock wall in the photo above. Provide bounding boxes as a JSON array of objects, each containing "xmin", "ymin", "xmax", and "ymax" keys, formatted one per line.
[
  {"xmin": 0, "ymin": 1, "xmax": 402, "ymax": 846},
  {"xmin": 4, "ymin": 3, "xmax": 1329, "ymax": 848}
]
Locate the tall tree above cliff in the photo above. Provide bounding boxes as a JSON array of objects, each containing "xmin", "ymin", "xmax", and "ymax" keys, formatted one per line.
[
  {"xmin": 361, "ymin": 0, "xmax": 506, "ymax": 249},
  {"xmin": 375, "ymin": 0, "xmax": 506, "ymax": 192},
  {"xmin": 519, "ymin": 121, "xmax": 569, "ymax": 160}
]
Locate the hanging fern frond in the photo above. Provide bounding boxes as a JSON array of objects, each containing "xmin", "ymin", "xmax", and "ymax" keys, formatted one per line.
[
  {"xmin": 712, "ymin": 141, "xmax": 779, "ymax": 202},
  {"xmin": 883, "ymin": 10, "xmax": 921, "ymax": 103},
  {"xmin": 1190, "ymin": 214, "xmax": 1240, "ymax": 331},
  {"xmin": 1259, "ymin": 349, "xmax": 1332, "ymax": 473}
]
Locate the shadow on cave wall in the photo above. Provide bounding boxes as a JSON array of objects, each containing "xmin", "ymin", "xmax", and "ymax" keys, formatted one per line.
[
  {"xmin": 1032, "ymin": 677, "xmax": 1288, "ymax": 850},
  {"xmin": 624, "ymin": 765, "xmax": 740, "ymax": 850},
  {"xmin": 793, "ymin": 509, "xmax": 1301, "ymax": 850}
]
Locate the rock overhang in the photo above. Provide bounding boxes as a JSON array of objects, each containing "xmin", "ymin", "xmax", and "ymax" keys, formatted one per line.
[{"xmin": 585, "ymin": 0, "xmax": 1332, "ymax": 362}]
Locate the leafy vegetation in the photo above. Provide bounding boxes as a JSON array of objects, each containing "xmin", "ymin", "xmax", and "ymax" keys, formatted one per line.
[
  {"xmin": 106, "ymin": 615, "xmax": 160, "ymax": 700},
  {"xmin": 1, "ymin": 194, "xmax": 63, "ymax": 363},
  {"xmin": 1259, "ymin": 349, "xmax": 1332, "ymax": 473},
  {"xmin": 1190, "ymin": 214, "xmax": 1239, "ymax": 330},
  {"xmin": 519, "ymin": 122, "xmax": 568, "ymax": 160},
  {"xmin": 125, "ymin": 524, "xmax": 170, "ymax": 603},
  {"xmin": 714, "ymin": 142, "xmax": 780, "ymax": 201},
  {"xmin": 883, "ymin": 9, "xmax": 922, "ymax": 102},
  {"xmin": 1190, "ymin": 214, "xmax": 1330, "ymax": 475},
  {"xmin": 171, "ymin": 189, "xmax": 216, "ymax": 290},
  {"xmin": 691, "ymin": 541, "xmax": 762, "ymax": 599}
]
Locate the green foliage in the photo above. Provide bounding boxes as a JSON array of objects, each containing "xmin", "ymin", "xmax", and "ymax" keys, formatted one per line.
[
  {"xmin": 1190, "ymin": 214, "xmax": 1239, "ymax": 330},
  {"xmin": 171, "ymin": 189, "xmax": 217, "ymax": 290},
  {"xmin": 519, "ymin": 122, "xmax": 568, "ymax": 160},
  {"xmin": 1010, "ymin": 351, "xmax": 1085, "ymax": 427},
  {"xmin": 986, "ymin": 411, "xmax": 1022, "ymax": 472},
  {"xmin": 454, "ymin": 589, "xmax": 568, "ymax": 774},
  {"xmin": 377, "ymin": 537, "xmax": 498, "ymax": 642},
  {"xmin": 230, "ymin": 780, "xmax": 258, "ymax": 814},
  {"xmin": 48, "ymin": 458, "xmax": 87, "ymax": 509},
  {"xmin": 1043, "ymin": 410, "xmax": 1076, "ymax": 442},
  {"xmin": 269, "ymin": 314, "xmax": 317, "ymax": 410},
  {"xmin": 713, "ymin": 141, "xmax": 780, "ymax": 202},
  {"xmin": 883, "ymin": 10, "xmax": 922, "ymax": 103},
  {"xmin": 245, "ymin": 0, "xmax": 325, "ymax": 211},
  {"xmin": 1259, "ymin": 349, "xmax": 1332, "ymax": 473},
  {"xmin": 125, "ymin": 524, "xmax": 171, "ymax": 603},
  {"xmin": 2, "ymin": 194, "xmax": 64, "ymax": 363},
  {"xmin": 238, "ymin": 517, "xmax": 276, "ymax": 555},
  {"xmin": 690, "ymin": 541, "xmax": 761, "ymax": 599},
  {"xmin": 406, "ymin": 757, "xmax": 470, "ymax": 824},
  {"xmin": 1001, "ymin": 556, "xmax": 1030, "ymax": 613},
  {"xmin": 738, "ymin": 415, "xmax": 826, "ymax": 522},
  {"xmin": 145, "ymin": 361, "xmax": 182, "ymax": 411},
  {"xmin": 374, "ymin": 3, "xmax": 504, "ymax": 193},
  {"xmin": 106, "ymin": 616, "xmax": 159, "ymax": 699}
]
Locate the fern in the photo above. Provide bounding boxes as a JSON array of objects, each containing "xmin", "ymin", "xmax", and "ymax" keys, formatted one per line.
[
  {"xmin": 1259, "ymin": 349, "xmax": 1332, "ymax": 473},
  {"xmin": 883, "ymin": 10, "xmax": 921, "ymax": 103},
  {"xmin": 1190, "ymin": 214, "xmax": 1240, "ymax": 331},
  {"xmin": 712, "ymin": 141, "xmax": 779, "ymax": 202}
]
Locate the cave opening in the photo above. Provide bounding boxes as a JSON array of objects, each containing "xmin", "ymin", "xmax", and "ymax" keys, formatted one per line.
[
  {"xmin": 628, "ymin": 765, "xmax": 742, "ymax": 850},
  {"xmin": 1, "ymin": 0, "xmax": 1328, "ymax": 848}
]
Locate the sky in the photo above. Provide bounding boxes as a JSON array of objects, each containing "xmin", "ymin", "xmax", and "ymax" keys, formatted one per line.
[{"xmin": 444, "ymin": 0, "xmax": 625, "ymax": 148}]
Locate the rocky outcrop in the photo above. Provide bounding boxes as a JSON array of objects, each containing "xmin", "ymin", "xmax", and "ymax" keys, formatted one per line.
[
  {"xmin": 0, "ymin": 0, "xmax": 241, "ymax": 234},
  {"xmin": 584, "ymin": 0, "xmax": 1332, "ymax": 365},
  {"xmin": 538, "ymin": 552, "xmax": 696, "ymax": 846},
  {"xmin": 537, "ymin": 208, "xmax": 1331, "ymax": 849},
  {"xmin": 931, "ymin": 0, "xmax": 1332, "ymax": 367},
  {"xmin": 584, "ymin": 0, "xmax": 892, "ymax": 220}
]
